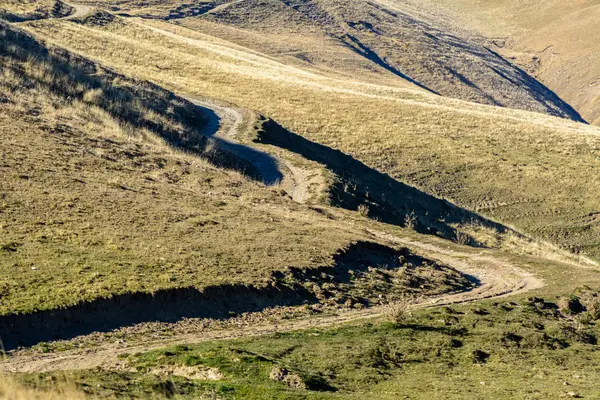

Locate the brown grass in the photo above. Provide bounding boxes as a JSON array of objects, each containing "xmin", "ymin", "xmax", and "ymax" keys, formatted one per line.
[
  {"xmin": 0, "ymin": 375, "xmax": 85, "ymax": 400},
  {"xmin": 0, "ymin": 0, "xmax": 72, "ymax": 22},
  {"xmin": 0, "ymin": 23, "xmax": 367, "ymax": 315},
  {"xmin": 19, "ymin": 14, "xmax": 600, "ymax": 259},
  {"xmin": 423, "ymin": 0, "xmax": 600, "ymax": 125}
]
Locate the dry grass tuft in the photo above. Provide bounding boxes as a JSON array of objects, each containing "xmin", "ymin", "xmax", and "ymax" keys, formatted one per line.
[{"xmin": 0, "ymin": 375, "xmax": 85, "ymax": 400}]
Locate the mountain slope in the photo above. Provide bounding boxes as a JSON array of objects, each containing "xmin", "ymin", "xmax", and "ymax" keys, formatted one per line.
[
  {"xmin": 76, "ymin": 0, "xmax": 584, "ymax": 121},
  {"xmin": 422, "ymin": 0, "xmax": 600, "ymax": 125},
  {"xmin": 20, "ymin": 12, "xmax": 600, "ymax": 259},
  {"xmin": 0, "ymin": 22, "xmax": 368, "ymax": 315}
]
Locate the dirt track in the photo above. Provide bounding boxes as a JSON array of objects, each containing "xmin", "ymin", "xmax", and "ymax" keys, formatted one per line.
[
  {"xmin": 0, "ymin": 240, "xmax": 542, "ymax": 373},
  {"xmin": 0, "ymin": 5, "xmax": 550, "ymax": 373},
  {"xmin": 64, "ymin": 2, "xmax": 91, "ymax": 19},
  {"xmin": 0, "ymin": 94, "xmax": 545, "ymax": 373}
]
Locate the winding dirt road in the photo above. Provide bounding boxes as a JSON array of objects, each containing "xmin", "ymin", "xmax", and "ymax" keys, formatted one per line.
[
  {"xmin": 0, "ymin": 91, "xmax": 545, "ymax": 372},
  {"xmin": 64, "ymin": 2, "xmax": 92, "ymax": 19},
  {"xmin": 0, "ymin": 5, "xmax": 551, "ymax": 373}
]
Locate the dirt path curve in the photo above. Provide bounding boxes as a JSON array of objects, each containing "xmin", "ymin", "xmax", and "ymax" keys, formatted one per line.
[
  {"xmin": 0, "ymin": 8, "xmax": 545, "ymax": 373},
  {"xmin": 188, "ymin": 97, "xmax": 312, "ymax": 201},
  {"xmin": 0, "ymin": 229, "xmax": 543, "ymax": 373},
  {"xmin": 0, "ymin": 92, "xmax": 546, "ymax": 372},
  {"xmin": 63, "ymin": 2, "xmax": 92, "ymax": 19}
]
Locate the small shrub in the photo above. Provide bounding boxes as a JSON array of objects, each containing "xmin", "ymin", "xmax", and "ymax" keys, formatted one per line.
[
  {"xmin": 384, "ymin": 299, "xmax": 410, "ymax": 325},
  {"xmin": 361, "ymin": 337, "xmax": 403, "ymax": 369},
  {"xmin": 501, "ymin": 332, "xmax": 523, "ymax": 348},
  {"xmin": 404, "ymin": 211, "xmax": 417, "ymax": 230},
  {"xmin": 454, "ymin": 230, "xmax": 470, "ymax": 246},
  {"xmin": 357, "ymin": 204, "xmax": 369, "ymax": 217},
  {"xmin": 472, "ymin": 349, "xmax": 490, "ymax": 364},
  {"xmin": 0, "ymin": 241, "xmax": 21, "ymax": 252}
]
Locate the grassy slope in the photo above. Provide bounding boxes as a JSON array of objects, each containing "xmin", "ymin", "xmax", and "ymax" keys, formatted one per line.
[
  {"xmin": 15, "ymin": 290, "xmax": 600, "ymax": 399},
  {"xmin": 21, "ymin": 15, "xmax": 600, "ymax": 259},
  {"xmin": 76, "ymin": 0, "xmax": 583, "ymax": 121},
  {"xmin": 0, "ymin": 22, "xmax": 369, "ymax": 314},
  {"xmin": 0, "ymin": 375, "xmax": 84, "ymax": 400},
  {"xmin": 0, "ymin": 0, "xmax": 72, "ymax": 22},
  {"xmin": 2, "ymin": 5, "xmax": 600, "ymax": 399},
  {"xmin": 421, "ymin": 0, "xmax": 600, "ymax": 125}
]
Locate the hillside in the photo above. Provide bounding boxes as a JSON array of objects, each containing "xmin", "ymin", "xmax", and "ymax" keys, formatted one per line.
[
  {"xmin": 422, "ymin": 0, "xmax": 600, "ymax": 125},
  {"xmin": 2, "ymin": 1, "xmax": 600, "ymax": 399},
  {"xmin": 74, "ymin": 0, "xmax": 584, "ymax": 122},
  {"xmin": 0, "ymin": 20, "xmax": 491, "ymax": 349},
  {"xmin": 0, "ymin": 21, "xmax": 357, "ymax": 315},
  {"xmin": 0, "ymin": 0, "xmax": 73, "ymax": 21},
  {"xmin": 19, "ymin": 8, "xmax": 600, "ymax": 259}
]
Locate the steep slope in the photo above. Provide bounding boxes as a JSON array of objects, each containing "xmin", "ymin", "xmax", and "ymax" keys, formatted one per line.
[
  {"xmin": 0, "ymin": 0, "xmax": 73, "ymax": 22},
  {"xmin": 0, "ymin": 22, "xmax": 364, "ymax": 316},
  {"xmin": 20, "ymin": 12, "xmax": 600, "ymax": 259},
  {"xmin": 423, "ymin": 0, "xmax": 600, "ymax": 125},
  {"xmin": 76, "ymin": 0, "xmax": 584, "ymax": 120},
  {"xmin": 0, "ymin": 22, "xmax": 488, "ymax": 355}
]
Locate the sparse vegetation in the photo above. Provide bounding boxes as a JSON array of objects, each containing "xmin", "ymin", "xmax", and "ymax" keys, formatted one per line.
[
  {"xmin": 0, "ymin": 0, "xmax": 72, "ymax": 22},
  {"xmin": 356, "ymin": 204, "xmax": 369, "ymax": 217},
  {"xmin": 19, "ymin": 11, "xmax": 600, "ymax": 258},
  {"xmin": 13, "ymin": 291, "xmax": 600, "ymax": 399},
  {"xmin": 0, "ymin": 23, "xmax": 374, "ymax": 315},
  {"xmin": 2, "ymin": 1, "xmax": 600, "ymax": 398},
  {"xmin": 384, "ymin": 298, "xmax": 411, "ymax": 325}
]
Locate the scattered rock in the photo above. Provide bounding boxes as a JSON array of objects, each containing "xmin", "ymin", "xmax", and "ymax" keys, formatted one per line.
[
  {"xmin": 283, "ymin": 373, "xmax": 306, "ymax": 390},
  {"xmin": 269, "ymin": 366, "xmax": 287, "ymax": 382},
  {"xmin": 150, "ymin": 365, "xmax": 224, "ymax": 381}
]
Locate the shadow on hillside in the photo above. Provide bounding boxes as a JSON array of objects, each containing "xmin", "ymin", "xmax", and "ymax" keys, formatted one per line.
[
  {"xmin": 0, "ymin": 1, "xmax": 72, "ymax": 22},
  {"xmin": 343, "ymin": 33, "xmax": 439, "ymax": 95},
  {"xmin": 485, "ymin": 47, "xmax": 585, "ymax": 123},
  {"xmin": 0, "ymin": 242, "xmax": 476, "ymax": 349},
  {"xmin": 253, "ymin": 117, "xmax": 510, "ymax": 244},
  {"xmin": 0, "ymin": 22, "xmax": 273, "ymax": 182}
]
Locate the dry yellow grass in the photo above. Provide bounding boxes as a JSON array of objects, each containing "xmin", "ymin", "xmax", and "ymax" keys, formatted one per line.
[
  {"xmin": 73, "ymin": 0, "xmax": 584, "ymax": 121},
  {"xmin": 20, "ymin": 14, "xmax": 600, "ymax": 259},
  {"xmin": 0, "ymin": 0, "xmax": 72, "ymax": 22},
  {"xmin": 0, "ymin": 375, "xmax": 85, "ymax": 400},
  {"xmin": 421, "ymin": 0, "xmax": 600, "ymax": 125},
  {"xmin": 0, "ymin": 22, "xmax": 368, "ymax": 315}
]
